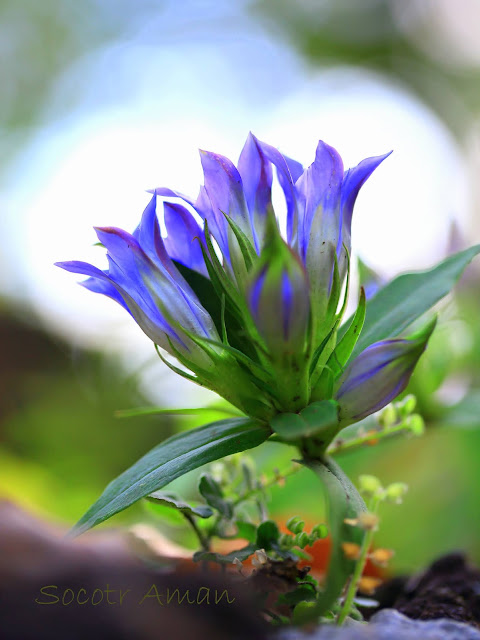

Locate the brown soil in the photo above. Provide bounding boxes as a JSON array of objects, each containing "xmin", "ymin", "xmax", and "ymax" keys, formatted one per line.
[{"xmin": 368, "ymin": 552, "xmax": 480, "ymax": 629}]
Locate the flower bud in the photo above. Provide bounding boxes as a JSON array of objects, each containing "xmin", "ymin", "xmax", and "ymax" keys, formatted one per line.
[
  {"xmin": 286, "ymin": 516, "xmax": 305, "ymax": 534},
  {"xmin": 377, "ymin": 404, "xmax": 398, "ymax": 428},
  {"xmin": 399, "ymin": 394, "xmax": 417, "ymax": 417},
  {"xmin": 407, "ymin": 414, "xmax": 425, "ymax": 436},
  {"xmin": 248, "ymin": 219, "xmax": 310, "ymax": 356},
  {"xmin": 385, "ymin": 482, "xmax": 408, "ymax": 504},
  {"xmin": 295, "ymin": 532, "xmax": 311, "ymax": 548},
  {"xmin": 335, "ymin": 318, "xmax": 436, "ymax": 426},
  {"xmin": 358, "ymin": 475, "xmax": 383, "ymax": 497}
]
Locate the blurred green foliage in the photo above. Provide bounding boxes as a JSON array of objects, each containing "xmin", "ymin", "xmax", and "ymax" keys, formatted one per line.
[
  {"xmin": 0, "ymin": 309, "xmax": 176, "ymax": 525},
  {"xmin": 252, "ymin": 0, "xmax": 480, "ymax": 138}
]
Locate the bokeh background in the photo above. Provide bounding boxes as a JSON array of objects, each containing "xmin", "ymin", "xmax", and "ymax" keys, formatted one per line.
[{"xmin": 2, "ymin": 0, "xmax": 480, "ymax": 572}]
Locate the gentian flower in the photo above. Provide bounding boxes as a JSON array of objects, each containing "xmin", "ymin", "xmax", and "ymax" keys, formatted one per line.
[{"xmin": 57, "ymin": 133, "xmax": 433, "ymax": 439}]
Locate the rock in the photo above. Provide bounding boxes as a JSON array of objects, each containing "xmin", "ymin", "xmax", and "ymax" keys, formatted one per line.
[
  {"xmin": 274, "ymin": 608, "xmax": 480, "ymax": 639},
  {"xmin": 0, "ymin": 501, "xmax": 267, "ymax": 640}
]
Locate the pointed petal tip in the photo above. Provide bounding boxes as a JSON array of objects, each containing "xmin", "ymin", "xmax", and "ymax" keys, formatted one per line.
[
  {"xmin": 54, "ymin": 261, "xmax": 69, "ymax": 270},
  {"xmin": 376, "ymin": 149, "xmax": 393, "ymax": 162}
]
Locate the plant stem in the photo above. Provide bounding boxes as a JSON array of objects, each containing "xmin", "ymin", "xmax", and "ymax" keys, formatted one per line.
[
  {"xmin": 335, "ymin": 495, "xmax": 380, "ymax": 625},
  {"xmin": 232, "ymin": 463, "xmax": 301, "ymax": 507},
  {"xmin": 327, "ymin": 420, "xmax": 413, "ymax": 457},
  {"xmin": 183, "ymin": 512, "xmax": 211, "ymax": 552}
]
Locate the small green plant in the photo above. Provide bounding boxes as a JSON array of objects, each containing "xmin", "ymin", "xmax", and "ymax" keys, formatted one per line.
[
  {"xmin": 56, "ymin": 134, "xmax": 480, "ymax": 626},
  {"xmin": 336, "ymin": 475, "xmax": 407, "ymax": 625}
]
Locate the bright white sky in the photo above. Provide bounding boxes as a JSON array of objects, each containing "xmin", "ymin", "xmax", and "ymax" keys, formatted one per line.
[{"xmin": 0, "ymin": 2, "xmax": 472, "ymax": 405}]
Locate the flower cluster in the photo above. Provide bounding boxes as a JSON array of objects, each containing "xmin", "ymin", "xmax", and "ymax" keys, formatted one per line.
[{"xmin": 57, "ymin": 133, "xmax": 433, "ymax": 437}]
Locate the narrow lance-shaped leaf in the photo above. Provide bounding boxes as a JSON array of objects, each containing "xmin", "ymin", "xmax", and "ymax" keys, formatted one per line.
[
  {"xmin": 70, "ymin": 417, "xmax": 270, "ymax": 537},
  {"xmin": 340, "ymin": 245, "xmax": 480, "ymax": 360}
]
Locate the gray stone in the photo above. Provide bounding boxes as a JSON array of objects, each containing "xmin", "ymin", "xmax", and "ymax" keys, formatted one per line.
[{"xmin": 274, "ymin": 608, "xmax": 480, "ymax": 640}]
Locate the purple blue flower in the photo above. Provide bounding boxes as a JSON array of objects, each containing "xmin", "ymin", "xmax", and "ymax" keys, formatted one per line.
[
  {"xmin": 56, "ymin": 195, "xmax": 219, "ymax": 369},
  {"xmin": 57, "ymin": 133, "xmax": 431, "ymax": 429}
]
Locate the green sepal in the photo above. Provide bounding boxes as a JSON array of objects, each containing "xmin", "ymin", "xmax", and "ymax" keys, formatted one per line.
[
  {"xmin": 325, "ymin": 287, "xmax": 366, "ymax": 381},
  {"xmin": 223, "ymin": 211, "xmax": 258, "ymax": 272},
  {"xmin": 155, "ymin": 345, "xmax": 206, "ymax": 387},
  {"xmin": 270, "ymin": 400, "xmax": 339, "ymax": 442},
  {"xmin": 325, "ymin": 252, "xmax": 341, "ymax": 325},
  {"xmin": 309, "ymin": 252, "xmax": 351, "ymax": 390},
  {"xmin": 201, "ymin": 221, "xmax": 243, "ymax": 312}
]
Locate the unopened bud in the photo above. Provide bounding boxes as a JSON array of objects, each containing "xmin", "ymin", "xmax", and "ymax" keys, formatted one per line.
[
  {"xmin": 295, "ymin": 532, "xmax": 310, "ymax": 548},
  {"xmin": 358, "ymin": 576, "xmax": 382, "ymax": 595},
  {"xmin": 341, "ymin": 542, "xmax": 361, "ymax": 560},
  {"xmin": 407, "ymin": 414, "xmax": 425, "ymax": 436},
  {"xmin": 312, "ymin": 523, "xmax": 328, "ymax": 539},
  {"xmin": 378, "ymin": 404, "xmax": 397, "ymax": 428},
  {"xmin": 286, "ymin": 516, "xmax": 304, "ymax": 534},
  {"xmin": 357, "ymin": 512, "xmax": 380, "ymax": 531},
  {"xmin": 369, "ymin": 548, "xmax": 395, "ymax": 567},
  {"xmin": 359, "ymin": 475, "xmax": 383, "ymax": 497},
  {"xmin": 399, "ymin": 394, "xmax": 417, "ymax": 417},
  {"xmin": 385, "ymin": 482, "xmax": 408, "ymax": 504}
]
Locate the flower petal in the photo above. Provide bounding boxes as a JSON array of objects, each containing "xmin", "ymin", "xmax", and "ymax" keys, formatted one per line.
[
  {"xmin": 200, "ymin": 149, "xmax": 251, "ymax": 241},
  {"xmin": 340, "ymin": 151, "xmax": 392, "ymax": 257},
  {"xmin": 297, "ymin": 140, "xmax": 344, "ymax": 261},
  {"xmin": 55, "ymin": 260, "xmax": 178, "ymax": 348},
  {"xmin": 163, "ymin": 202, "xmax": 208, "ymax": 276},
  {"xmin": 254, "ymin": 137, "xmax": 302, "ymax": 246},
  {"xmin": 237, "ymin": 132, "xmax": 273, "ymax": 251},
  {"xmin": 94, "ymin": 226, "xmax": 218, "ymax": 344}
]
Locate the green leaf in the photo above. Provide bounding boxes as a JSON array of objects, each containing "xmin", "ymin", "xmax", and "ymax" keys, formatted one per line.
[
  {"xmin": 146, "ymin": 492, "xmax": 213, "ymax": 519},
  {"xmin": 270, "ymin": 400, "xmax": 339, "ymax": 442},
  {"xmin": 277, "ymin": 585, "xmax": 317, "ymax": 606},
  {"xmin": 193, "ymin": 544, "xmax": 257, "ymax": 564},
  {"xmin": 198, "ymin": 473, "xmax": 233, "ymax": 519},
  {"xmin": 256, "ymin": 520, "xmax": 280, "ymax": 549},
  {"xmin": 115, "ymin": 405, "xmax": 243, "ymax": 418},
  {"xmin": 235, "ymin": 520, "xmax": 257, "ymax": 543},
  {"xmin": 70, "ymin": 417, "xmax": 270, "ymax": 536},
  {"xmin": 341, "ymin": 246, "xmax": 480, "ymax": 360},
  {"xmin": 298, "ymin": 457, "xmax": 366, "ymax": 621}
]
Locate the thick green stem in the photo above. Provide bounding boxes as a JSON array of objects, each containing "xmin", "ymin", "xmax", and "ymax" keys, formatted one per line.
[{"xmin": 297, "ymin": 456, "xmax": 366, "ymax": 623}]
